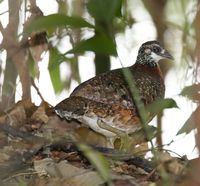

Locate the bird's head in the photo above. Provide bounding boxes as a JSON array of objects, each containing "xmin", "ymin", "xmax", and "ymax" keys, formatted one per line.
[{"xmin": 136, "ymin": 40, "xmax": 174, "ymax": 67}]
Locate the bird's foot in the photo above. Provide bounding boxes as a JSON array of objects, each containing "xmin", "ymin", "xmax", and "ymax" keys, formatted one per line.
[
  {"xmin": 118, "ymin": 133, "xmax": 131, "ymax": 152},
  {"xmin": 97, "ymin": 119, "xmax": 131, "ymax": 152}
]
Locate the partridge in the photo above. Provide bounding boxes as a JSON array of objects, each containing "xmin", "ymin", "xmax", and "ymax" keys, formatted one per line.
[{"xmin": 55, "ymin": 41, "xmax": 173, "ymax": 147}]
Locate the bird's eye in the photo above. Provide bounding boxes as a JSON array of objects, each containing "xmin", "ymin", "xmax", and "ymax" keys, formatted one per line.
[{"xmin": 152, "ymin": 46, "xmax": 161, "ymax": 53}]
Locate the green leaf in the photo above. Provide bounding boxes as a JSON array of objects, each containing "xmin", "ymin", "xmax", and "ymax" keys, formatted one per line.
[
  {"xmin": 26, "ymin": 14, "xmax": 95, "ymax": 33},
  {"xmin": 87, "ymin": 0, "xmax": 122, "ymax": 21},
  {"xmin": 77, "ymin": 143, "xmax": 111, "ymax": 184},
  {"xmin": 180, "ymin": 84, "xmax": 200, "ymax": 102},
  {"xmin": 176, "ymin": 106, "xmax": 200, "ymax": 135},
  {"xmin": 67, "ymin": 35, "xmax": 117, "ymax": 56},
  {"xmin": 48, "ymin": 48, "xmax": 65, "ymax": 93},
  {"xmin": 176, "ymin": 116, "xmax": 195, "ymax": 135},
  {"xmin": 146, "ymin": 98, "xmax": 179, "ymax": 114}
]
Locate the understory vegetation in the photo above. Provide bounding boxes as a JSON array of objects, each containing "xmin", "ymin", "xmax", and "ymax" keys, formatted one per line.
[{"xmin": 0, "ymin": 0, "xmax": 200, "ymax": 185}]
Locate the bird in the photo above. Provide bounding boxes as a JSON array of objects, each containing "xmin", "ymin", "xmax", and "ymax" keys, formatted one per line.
[{"xmin": 54, "ymin": 40, "xmax": 173, "ymax": 148}]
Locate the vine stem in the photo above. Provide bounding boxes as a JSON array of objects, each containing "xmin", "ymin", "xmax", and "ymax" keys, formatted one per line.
[{"xmin": 117, "ymin": 55, "xmax": 158, "ymax": 159}]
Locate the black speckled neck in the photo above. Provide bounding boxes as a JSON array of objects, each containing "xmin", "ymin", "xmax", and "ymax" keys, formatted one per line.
[{"xmin": 135, "ymin": 53, "xmax": 157, "ymax": 67}]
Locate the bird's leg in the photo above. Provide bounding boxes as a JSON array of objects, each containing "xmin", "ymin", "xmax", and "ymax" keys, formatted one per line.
[
  {"xmin": 97, "ymin": 119, "xmax": 125, "ymax": 136},
  {"xmin": 97, "ymin": 119, "xmax": 130, "ymax": 151},
  {"xmin": 106, "ymin": 137, "xmax": 115, "ymax": 149}
]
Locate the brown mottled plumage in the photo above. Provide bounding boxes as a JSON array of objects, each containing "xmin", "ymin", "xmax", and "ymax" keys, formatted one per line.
[
  {"xmin": 55, "ymin": 96, "xmax": 140, "ymax": 137},
  {"xmin": 55, "ymin": 41, "xmax": 173, "ymax": 147}
]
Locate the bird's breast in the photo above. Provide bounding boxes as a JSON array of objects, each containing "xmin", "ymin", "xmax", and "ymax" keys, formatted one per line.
[{"xmin": 134, "ymin": 69, "xmax": 165, "ymax": 105}]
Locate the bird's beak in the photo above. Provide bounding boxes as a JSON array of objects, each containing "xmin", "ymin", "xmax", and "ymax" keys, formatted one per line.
[{"xmin": 161, "ymin": 49, "xmax": 174, "ymax": 60}]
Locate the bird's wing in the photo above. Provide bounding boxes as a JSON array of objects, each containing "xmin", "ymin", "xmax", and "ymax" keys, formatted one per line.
[
  {"xmin": 55, "ymin": 96, "xmax": 141, "ymax": 133},
  {"xmin": 70, "ymin": 68, "xmax": 135, "ymax": 110}
]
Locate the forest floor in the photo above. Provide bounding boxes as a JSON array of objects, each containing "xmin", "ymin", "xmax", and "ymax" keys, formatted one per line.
[{"xmin": 0, "ymin": 99, "xmax": 197, "ymax": 186}]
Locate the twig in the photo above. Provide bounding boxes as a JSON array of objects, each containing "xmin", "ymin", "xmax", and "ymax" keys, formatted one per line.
[
  {"xmin": 0, "ymin": 21, "xmax": 4, "ymax": 33},
  {"xmin": 0, "ymin": 10, "xmax": 9, "ymax": 16},
  {"xmin": 0, "ymin": 22, "xmax": 5, "ymax": 50},
  {"xmin": 117, "ymin": 56, "xmax": 157, "ymax": 157},
  {"xmin": 31, "ymin": 77, "xmax": 45, "ymax": 102},
  {"xmin": 156, "ymin": 112, "xmax": 163, "ymax": 150},
  {"xmin": 3, "ymin": 171, "xmax": 38, "ymax": 182}
]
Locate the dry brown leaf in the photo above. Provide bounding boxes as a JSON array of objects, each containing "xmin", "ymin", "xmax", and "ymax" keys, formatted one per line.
[
  {"xmin": 175, "ymin": 157, "xmax": 200, "ymax": 186},
  {"xmin": 15, "ymin": 99, "xmax": 37, "ymax": 115},
  {"xmin": 30, "ymin": 44, "xmax": 48, "ymax": 62},
  {"xmin": 0, "ymin": 146, "xmax": 13, "ymax": 163},
  {"xmin": 34, "ymin": 158, "xmax": 53, "ymax": 176},
  {"xmin": 5, "ymin": 105, "xmax": 26, "ymax": 127},
  {"xmin": 63, "ymin": 170, "xmax": 104, "ymax": 186},
  {"xmin": 0, "ymin": 99, "xmax": 37, "ymax": 126},
  {"xmin": 31, "ymin": 105, "xmax": 49, "ymax": 124},
  {"xmin": 29, "ymin": 44, "xmax": 48, "ymax": 79},
  {"xmin": 33, "ymin": 158, "xmax": 104, "ymax": 186},
  {"xmin": 157, "ymin": 152, "xmax": 187, "ymax": 176}
]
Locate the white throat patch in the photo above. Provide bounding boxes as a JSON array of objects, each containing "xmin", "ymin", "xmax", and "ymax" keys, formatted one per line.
[{"xmin": 150, "ymin": 52, "xmax": 164, "ymax": 63}]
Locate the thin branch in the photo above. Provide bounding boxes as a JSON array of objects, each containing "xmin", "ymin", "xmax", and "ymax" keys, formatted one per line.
[
  {"xmin": 0, "ymin": 10, "xmax": 9, "ymax": 16},
  {"xmin": 119, "ymin": 58, "xmax": 156, "ymax": 148},
  {"xmin": 3, "ymin": 171, "xmax": 38, "ymax": 182},
  {"xmin": 31, "ymin": 77, "xmax": 45, "ymax": 102},
  {"xmin": 0, "ymin": 21, "xmax": 4, "ymax": 33},
  {"xmin": 0, "ymin": 22, "xmax": 4, "ymax": 50}
]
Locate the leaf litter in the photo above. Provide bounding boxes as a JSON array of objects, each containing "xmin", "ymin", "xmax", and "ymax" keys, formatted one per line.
[{"xmin": 0, "ymin": 100, "xmax": 191, "ymax": 186}]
